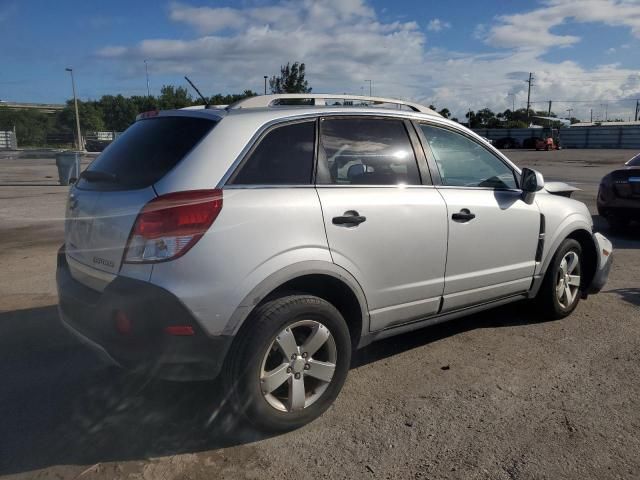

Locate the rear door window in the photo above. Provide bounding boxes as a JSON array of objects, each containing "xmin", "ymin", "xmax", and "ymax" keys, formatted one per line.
[
  {"xmin": 318, "ymin": 117, "xmax": 421, "ymax": 185},
  {"xmin": 77, "ymin": 116, "xmax": 216, "ymax": 191},
  {"xmin": 229, "ymin": 121, "xmax": 315, "ymax": 185}
]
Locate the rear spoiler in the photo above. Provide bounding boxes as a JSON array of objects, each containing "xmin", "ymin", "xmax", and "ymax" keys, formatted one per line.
[{"xmin": 135, "ymin": 105, "xmax": 228, "ymax": 121}]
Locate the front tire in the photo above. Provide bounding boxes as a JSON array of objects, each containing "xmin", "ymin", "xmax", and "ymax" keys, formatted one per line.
[
  {"xmin": 537, "ymin": 239, "xmax": 583, "ymax": 319},
  {"xmin": 224, "ymin": 294, "xmax": 351, "ymax": 432}
]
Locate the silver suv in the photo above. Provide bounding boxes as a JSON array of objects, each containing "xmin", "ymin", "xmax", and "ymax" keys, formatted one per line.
[{"xmin": 57, "ymin": 94, "xmax": 612, "ymax": 431}]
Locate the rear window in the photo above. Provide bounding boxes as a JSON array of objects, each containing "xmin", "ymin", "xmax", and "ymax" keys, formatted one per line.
[{"xmin": 77, "ymin": 116, "xmax": 216, "ymax": 190}]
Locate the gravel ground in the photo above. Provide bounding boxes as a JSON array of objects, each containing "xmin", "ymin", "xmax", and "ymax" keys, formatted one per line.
[{"xmin": 0, "ymin": 149, "xmax": 638, "ymax": 479}]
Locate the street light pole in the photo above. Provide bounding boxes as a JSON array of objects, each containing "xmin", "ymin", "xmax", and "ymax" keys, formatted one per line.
[
  {"xmin": 144, "ymin": 59, "xmax": 150, "ymax": 96},
  {"xmin": 264, "ymin": 76, "xmax": 268, "ymax": 95},
  {"xmin": 364, "ymin": 79, "xmax": 372, "ymax": 96},
  {"xmin": 566, "ymin": 108, "xmax": 573, "ymax": 121},
  {"xmin": 65, "ymin": 68, "xmax": 82, "ymax": 151}
]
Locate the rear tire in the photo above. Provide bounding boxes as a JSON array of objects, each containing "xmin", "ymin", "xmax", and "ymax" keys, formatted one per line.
[
  {"xmin": 223, "ymin": 294, "xmax": 351, "ymax": 432},
  {"xmin": 537, "ymin": 239, "xmax": 583, "ymax": 319}
]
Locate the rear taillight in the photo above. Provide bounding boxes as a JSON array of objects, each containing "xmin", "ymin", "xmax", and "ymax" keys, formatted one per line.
[{"xmin": 124, "ymin": 189, "xmax": 222, "ymax": 263}]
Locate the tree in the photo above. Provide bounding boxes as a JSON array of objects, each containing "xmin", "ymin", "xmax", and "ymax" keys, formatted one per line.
[
  {"xmin": 209, "ymin": 90, "xmax": 258, "ymax": 106},
  {"xmin": 269, "ymin": 62, "xmax": 312, "ymax": 94},
  {"xmin": 56, "ymin": 100, "xmax": 105, "ymax": 134},
  {"xmin": 99, "ymin": 94, "xmax": 139, "ymax": 131},
  {"xmin": 158, "ymin": 85, "xmax": 192, "ymax": 110},
  {"xmin": 0, "ymin": 107, "xmax": 56, "ymax": 146},
  {"xmin": 438, "ymin": 108, "xmax": 451, "ymax": 119}
]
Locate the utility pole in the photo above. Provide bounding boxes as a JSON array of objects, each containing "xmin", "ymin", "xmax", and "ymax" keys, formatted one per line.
[
  {"xmin": 507, "ymin": 92, "xmax": 515, "ymax": 111},
  {"xmin": 65, "ymin": 68, "xmax": 82, "ymax": 151},
  {"xmin": 635, "ymin": 99, "xmax": 639, "ymax": 121},
  {"xmin": 263, "ymin": 76, "xmax": 268, "ymax": 95},
  {"xmin": 526, "ymin": 72, "xmax": 534, "ymax": 122},
  {"xmin": 144, "ymin": 60, "xmax": 150, "ymax": 96},
  {"xmin": 547, "ymin": 100, "xmax": 553, "ymax": 128},
  {"xmin": 605, "ymin": 104, "xmax": 608, "ymax": 122},
  {"xmin": 590, "ymin": 108, "xmax": 593, "ymax": 123},
  {"xmin": 566, "ymin": 108, "xmax": 573, "ymax": 122}
]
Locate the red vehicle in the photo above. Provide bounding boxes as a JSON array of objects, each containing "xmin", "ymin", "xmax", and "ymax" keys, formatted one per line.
[{"xmin": 535, "ymin": 136, "xmax": 556, "ymax": 150}]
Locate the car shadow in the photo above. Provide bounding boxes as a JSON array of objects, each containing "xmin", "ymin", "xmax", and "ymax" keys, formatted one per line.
[
  {"xmin": 605, "ymin": 288, "xmax": 640, "ymax": 307},
  {"xmin": 0, "ymin": 305, "xmax": 267, "ymax": 475},
  {"xmin": 352, "ymin": 300, "xmax": 542, "ymax": 368},
  {"xmin": 0, "ymin": 299, "xmax": 550, "ymax": 475}
]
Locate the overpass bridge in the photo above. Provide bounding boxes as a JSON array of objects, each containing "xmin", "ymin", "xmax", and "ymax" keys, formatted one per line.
[{"xmin": 0, "ymin": 102, "xmax": 64, "ymax": 113}]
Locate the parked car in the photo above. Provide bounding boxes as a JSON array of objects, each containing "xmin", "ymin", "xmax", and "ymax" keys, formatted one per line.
[
  {"xmin": 597, "ymin": 152, "xmax": 640, "ymax": 230},
  {"xmin": 522, "ymin": 137, "xmax": 543, "ymax": 149},
  {"xmin": 493, "ymin": 136, "xmax": 520, "ymax": 149},
  {"xmin": 57, "ymin": 94, "xmax": 612, "ymax": 432},
  {"xmin": 535, "ymin": 137, "xmax": 557, "ymax": 151}
]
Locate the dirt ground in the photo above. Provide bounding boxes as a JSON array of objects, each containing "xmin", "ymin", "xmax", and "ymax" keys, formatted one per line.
[{"xmin": 0, "ymin": 149, "xmax": 638, "ymax": 479}]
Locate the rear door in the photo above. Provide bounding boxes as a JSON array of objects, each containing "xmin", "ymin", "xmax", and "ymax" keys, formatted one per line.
[
  {"xmin": 315, "ymin": 116, "xmax": 448, "ymax": 331},
  {"xmin": 417, "ymin": 123, "xmax": 540, "ymax": 311},
  {"xmin": 65, "ymin": 115, "xmax": 217, "ymax": 275}
]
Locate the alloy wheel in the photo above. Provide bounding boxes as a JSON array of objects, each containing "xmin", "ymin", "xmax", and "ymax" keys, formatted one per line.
[
  {"xmin": 555, "ymin": 250, "xmax": 581, "ymax": 309},
  {"xmin": 259, "ymin": 320, "xmax": 337, "ymax": 412}
]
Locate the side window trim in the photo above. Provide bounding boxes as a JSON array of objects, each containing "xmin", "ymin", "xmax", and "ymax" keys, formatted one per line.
[
  {"xmin": 225, "ymin": 118, "xmax": 317, "ymax": 187},
  {"xmin": 414, "ymin": 121, "xmax": 521, "ymax": 190},
  {"xmin": 316, "ymin": 115, "xmax": 425, "ymax": 187}
]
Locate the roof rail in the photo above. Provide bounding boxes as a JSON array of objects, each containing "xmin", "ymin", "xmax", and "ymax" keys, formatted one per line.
[{"xmin": 227, "ymin": 94, "xmax": 440, "ymax": 116}]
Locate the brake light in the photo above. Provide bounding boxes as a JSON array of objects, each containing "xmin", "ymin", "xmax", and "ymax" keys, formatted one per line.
[
  {"xmin": 124, "ymin": 189, "xmax": 222, "ymax": 263},
  {"xmin": 136, "ymin": 110, "xmax": 160, "ymax": 120}
]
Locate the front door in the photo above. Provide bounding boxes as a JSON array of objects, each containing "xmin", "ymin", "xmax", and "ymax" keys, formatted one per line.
[
  {"xmin": 316, "ymin": 116, "xmax": 449, "ymax": 331},
  {"xmin": 418, "ymin": 124, "xmax": 540, "ymax": 312}
]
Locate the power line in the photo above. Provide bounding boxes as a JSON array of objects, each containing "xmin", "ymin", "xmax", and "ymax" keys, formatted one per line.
[{"xmin": 529, "ymin": 99, "xmax": 638, "ymax": 104}]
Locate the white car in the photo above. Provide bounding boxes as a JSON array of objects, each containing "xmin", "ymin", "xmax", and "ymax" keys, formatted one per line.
[{"xmin": 57, "ymin": 94, "xmax": 612, "ymax": 432}]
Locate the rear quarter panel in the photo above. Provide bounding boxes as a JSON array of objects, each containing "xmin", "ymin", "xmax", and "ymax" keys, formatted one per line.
[{"xmin": 148, "ymin": 188, "xmax": 332, "ymax": 336}]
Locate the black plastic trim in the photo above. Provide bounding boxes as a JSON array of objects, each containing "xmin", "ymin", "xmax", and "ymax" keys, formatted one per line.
[{"xmin": 56, "ymin": 246, "xmax": 232, "ymax": 380}]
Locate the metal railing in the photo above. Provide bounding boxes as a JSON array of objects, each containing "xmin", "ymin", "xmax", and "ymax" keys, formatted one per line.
[{"xmin": 0, "ymin": 130, "xmax": 17, "ymax": 149}]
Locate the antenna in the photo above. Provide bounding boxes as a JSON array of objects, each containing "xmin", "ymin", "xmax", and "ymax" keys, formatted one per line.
[{"xmin": 184, "ymin": 76, "xmax": 209, "ymax": 107}]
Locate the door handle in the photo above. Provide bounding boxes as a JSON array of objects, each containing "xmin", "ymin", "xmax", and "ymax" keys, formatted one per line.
[
  {"xmin": 332, "ymin": 210, "xmax": 367, "ymax": 226},
  {"xmin": 451, "ymin": 209, "xmax": 476, "ymax": 222}
]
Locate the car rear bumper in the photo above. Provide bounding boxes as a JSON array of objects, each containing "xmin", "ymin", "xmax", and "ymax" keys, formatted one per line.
[
  {"xmin": 597, "ymin": 188, "xmax": 640, "ymax": 218},
  {"xmin": 584, "ymin": 232, "xmax": 613, "ymax": 296},
  {"xmin": 56, "ymin": 246, "xmax": 232, "ymax": 381}
]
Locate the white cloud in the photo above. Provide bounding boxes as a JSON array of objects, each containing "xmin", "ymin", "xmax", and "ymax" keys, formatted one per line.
[
  {"xmin": 427, "ymin": 18, "xmax": 451, "ymax": 32},
  {"xmin": 487, "ymin": 0, "xmax": 640, "ymax": 49},
  {"xmin": 96, "ymin": 0, "xmax": 640, "ymax": 121}
]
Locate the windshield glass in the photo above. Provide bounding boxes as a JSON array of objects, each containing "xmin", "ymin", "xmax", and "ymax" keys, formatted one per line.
[{"xmin": 627, "ymin": 153, "xmax": 640, "ymax": 166}]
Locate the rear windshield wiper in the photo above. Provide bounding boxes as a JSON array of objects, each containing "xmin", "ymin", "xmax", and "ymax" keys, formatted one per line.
[{"xmin": 80, "ymin": 170, "xmax": 119, "ymax": 183}]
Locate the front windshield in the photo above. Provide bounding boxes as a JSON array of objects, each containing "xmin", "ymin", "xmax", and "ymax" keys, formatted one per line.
[{"xmin": 626, "ymin": 153, "xmax": 640, "ymax": 166}]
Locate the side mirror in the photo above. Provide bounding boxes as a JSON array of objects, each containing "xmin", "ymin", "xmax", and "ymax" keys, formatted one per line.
[{"xmin": 521, "ymin": 168, "xmax": 545, "ymax": 193}]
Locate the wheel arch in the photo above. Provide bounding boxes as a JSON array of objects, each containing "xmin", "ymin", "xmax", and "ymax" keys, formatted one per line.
[
  {"xmin": 566, "ymin": 229, "xmax": 598, "ymax": 292},
  {"xmin": 224, "ymin": 261, "xmax": 370, "ymax": 349},
  {"xmin": 538, "ymin": 226, "xmax": 598, "ymax": 292}
]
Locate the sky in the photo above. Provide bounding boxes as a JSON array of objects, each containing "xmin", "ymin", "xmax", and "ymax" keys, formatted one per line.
[{"xmin": 1, "ymin": 0, "xmax": 640, "ymax": 121}]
